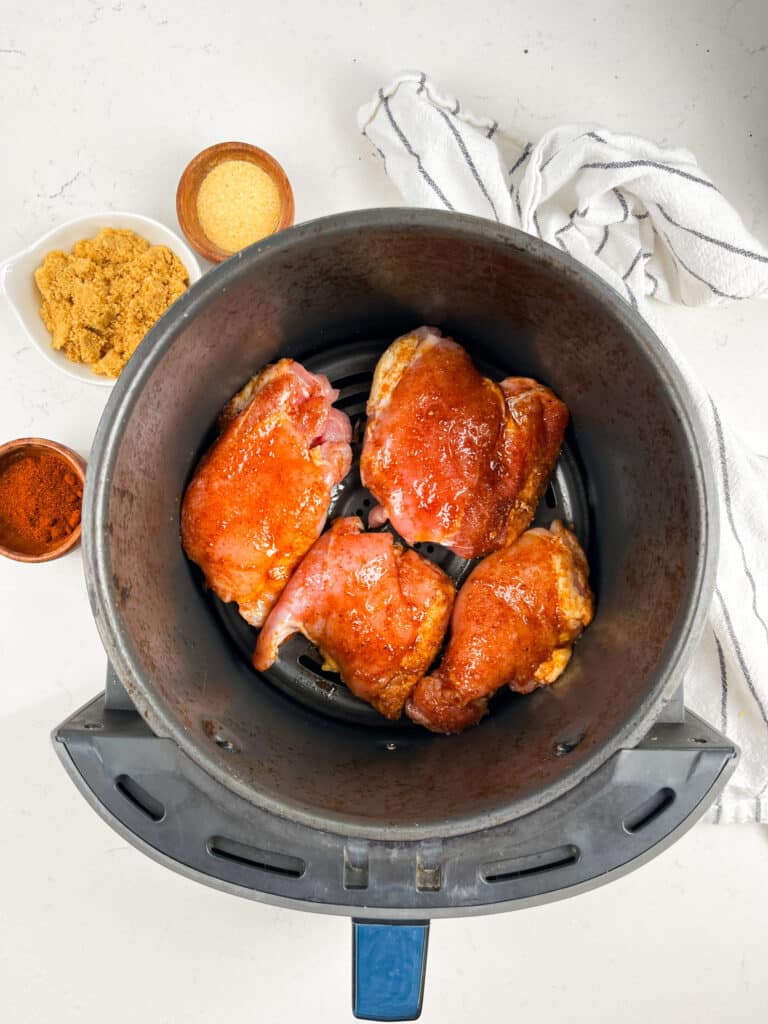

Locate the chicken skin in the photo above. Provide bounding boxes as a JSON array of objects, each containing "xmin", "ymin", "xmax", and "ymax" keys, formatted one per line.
[
  {"xmin": 406, "ymin": 521, "xmax": 593, "ymax": 733},
  {"xmin": 360, "ymin": 327, "xmax": 569, "ymax": 559},
  {"xmin": 254, "ymin": 517, "xmax": 455, "ymax": 719},
  {"xmin": 181, "ymin": 360, "xmax": 352, "ymax": 628}
]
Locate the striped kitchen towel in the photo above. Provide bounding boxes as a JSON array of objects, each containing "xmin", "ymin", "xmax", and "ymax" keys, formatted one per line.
[{"xmin": 359, "ymin": 72, "xmax": 768, "ymax": 823}]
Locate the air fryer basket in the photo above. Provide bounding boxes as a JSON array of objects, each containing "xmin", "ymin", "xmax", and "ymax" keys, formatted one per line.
[
  {"xmin": 83, "ymin": 209, "xmax": 716, "ymax": 841},
  {"xmin": 213, "ymin": 338, "xmax": 590, "ymax": 728}
]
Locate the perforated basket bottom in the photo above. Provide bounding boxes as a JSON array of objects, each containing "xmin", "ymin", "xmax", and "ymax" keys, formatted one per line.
[{"xmin": 210, "ymin": 340, "xmax": 590, "ymax": 728}]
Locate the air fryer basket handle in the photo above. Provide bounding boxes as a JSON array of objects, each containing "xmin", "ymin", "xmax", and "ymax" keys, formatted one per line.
[{"xmin": 352, "ymin": 920, "xmax": 430, "ymax": 1021}]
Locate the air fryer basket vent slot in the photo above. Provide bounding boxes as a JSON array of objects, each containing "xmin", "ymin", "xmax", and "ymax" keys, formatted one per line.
[
  {"xmin": 115, "ymin": 774, "xmax": 165, "ymax": 823},
  {"xmin": 343, "ymin": 843, "xmax": 370, "ymax": 890},
  {"xmin": 207, "ymin": 836, "xmax": 305, "ymax": 878},
  {"xmin": 482, "ymin": 844, "xmax": 580, "ymax": 883},
  {"xmin": 298, "ymin": 653, "xmax": 341, "ymax": 687},
  {"xmin": 623, "ymin": 787, "xmax": 676, "ymax": 834}
]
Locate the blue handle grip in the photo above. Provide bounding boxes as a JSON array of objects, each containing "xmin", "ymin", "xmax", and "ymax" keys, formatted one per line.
[{"xmin": 352, "ymin": 920, "xmax": 430, "ymax": 1021}]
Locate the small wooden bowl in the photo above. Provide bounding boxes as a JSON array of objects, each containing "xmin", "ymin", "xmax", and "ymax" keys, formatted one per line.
[
  {"xmin": 176, "ymin": 142, "xmax": 295, "ymax": 263},
  {"xmin": 0, "ymin": 438, "xmax": 86, "ymax": 563}
]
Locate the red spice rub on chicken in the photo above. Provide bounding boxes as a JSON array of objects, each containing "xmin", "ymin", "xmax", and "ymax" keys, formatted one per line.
[
  {"xmin": 361, "ymin": 327, "xmax": 569, "ymax": 559},
  {"xmin": 254, "ymin": 516, "xmax": 455, "ymax": 719},
  {"xmin": 407, "ymin": 521, "xmax": 594, "ymax": 733},
  {"xmin": 181, "ymin": 359, "xmax": 352, "ymax": 628}
]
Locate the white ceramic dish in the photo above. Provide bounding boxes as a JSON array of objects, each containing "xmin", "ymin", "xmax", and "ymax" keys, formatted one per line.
[{"xmin": 0, "ymin": 211, "xmax": 203, "ymax": 387}]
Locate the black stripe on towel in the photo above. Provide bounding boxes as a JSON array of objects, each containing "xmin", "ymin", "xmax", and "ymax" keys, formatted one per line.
[
  {"xmin": 437, "ymin": 108, "xmax": 499, "ymax": 221},
  {"xmin": 715, "ymin": 631, "xmax": 729, "ymax": 733},
  {"xmin": 613, "ymin": 187, "xmax": 629, "ymax": 222},
  {"xmin": 645, "ymin": 270, "xmax": 660, "ymax": 296},
  {"xmin": 555, "ymin": 223, "xmax": 574, "ymax": 254},
  {"xmin": 656, "ymin": 203, "xmax": 768, "ymax": 265},
  {"xmin": 417, "ymin": 72, "xmax": 426, "ymax": 94},
  {"xmin": 486, "ymin": 120, "xmax": 498, "ymax": 140},
  {"xmin": 709, "ymin": 396, "xmax": 768, "ymax": 646},
  {"xmin": 622, "ymin": 248, "xmax": 643, "ymax": 280},
  {"xmin": 713, "ymin": 630, "xmax": 728, "ymax": 824},
  {"xmin": 662, "ymin": 230, "xmax": 747, "ymax": 300},
  {"xmin": 624, "ymin": 280, "xmax": 638, "ymax": 309},
  {"xmin": 508, "ymin": 142, "xmax": 532, "ymax": 177},
  {"xmin": 559, "ymin": 209, "xmax": 586, "ymax": 234},
  {"xmin": 594, "ymin": 224, "xmax": 609, "ymax": 256},
  {"xmin": 757, "ymin": 785, "xmax": 767, "ymax": 822},
  {"xmin": 756, "ymin": 776, "xmax": 768, "ymax": 822},
  {"xmin": 360, "ymin": 127, "xmax": 389, "ymax": 174},
  {"xmin": 539, "ymin": 149, "xmax": 560, "ymax": 172},
  {"xmin": 380, "ymin": 91, "xmax": 455, "ymax": 211},
  {"xmin": 716, "ymin": 588, "xmax": 768, "ymax": 731},
  {"xmin": 580, "ymin": 160, "xmax": 719, "ymax": 190}
]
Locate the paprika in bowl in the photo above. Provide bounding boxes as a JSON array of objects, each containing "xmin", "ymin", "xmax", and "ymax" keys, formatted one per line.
[{"xmin": 0, "ymin": 438, "xmax": 85, "ymax": 562}]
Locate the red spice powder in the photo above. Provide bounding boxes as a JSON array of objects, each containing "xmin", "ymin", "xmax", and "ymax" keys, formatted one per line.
[{"xmin": 0, "ymin": 448, "xmax": 83, "ymax": 555}]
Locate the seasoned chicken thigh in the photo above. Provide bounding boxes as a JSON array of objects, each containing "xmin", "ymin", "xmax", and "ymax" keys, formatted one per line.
[
  {"xmin": 406, "ymin": 521, "xmax": 593, "ymax": 733},
  {"xmin": 254, "ymin": 517, "xmax": 455, "ymax": 719},
  {"xmin": 181, "ymin": 360, "xmax": 352, "ymax": 628},
  {"xmin": 361, "ymin": 327, "xmax": 569, "ymax": 559}
]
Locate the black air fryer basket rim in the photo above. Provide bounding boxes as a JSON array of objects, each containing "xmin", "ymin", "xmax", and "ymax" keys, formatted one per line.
[{"xmin": 82, "ymin": 208, "xmax": 718, "ymax": 840}]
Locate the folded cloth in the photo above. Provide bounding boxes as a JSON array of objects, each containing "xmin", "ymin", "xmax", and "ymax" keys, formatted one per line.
[{"xmin": 359, "ymin": 72, "xmax": 768, "ymax": 823}]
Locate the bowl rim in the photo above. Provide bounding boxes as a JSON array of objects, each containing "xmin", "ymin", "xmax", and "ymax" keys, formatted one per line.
[
  {"xmin": 83, "ymin": 208, "xmax": 719, "ymax": 840},
  {"xmin": 0, "ymin": 436, "xmax": 86, "ymax": 563},
  {"xmin": 176, "ymin": 141, "xmax": 295, "ymax": 264},
  {"xmin": 0, "ymin": 210, "xmax": 203, "ymax": 388}
]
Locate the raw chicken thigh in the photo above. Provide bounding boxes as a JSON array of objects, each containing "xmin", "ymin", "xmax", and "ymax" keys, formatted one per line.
[
  {"xmin": 361, "ymin": 327, "xmax": 569, "ymax": 559},
  {"xmin": 406, "ymin": 521, "xmax": 593, "ymax": 733},
  {"xmin": 181, "ymin": 359, "xmax": 352, "ymax": 628},
  {"xmin": 254, "ymin": 517, "xmax": 455, "ymax": 719}
]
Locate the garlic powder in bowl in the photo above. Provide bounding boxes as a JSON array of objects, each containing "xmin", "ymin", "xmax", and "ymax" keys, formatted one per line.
[
  {"xmin": 176, "ymin": 142, "xmax": 295, "ymax": 264},
  {"xmin": 197, "ymin": 161, "xmax": 283, "ymax": 254}
]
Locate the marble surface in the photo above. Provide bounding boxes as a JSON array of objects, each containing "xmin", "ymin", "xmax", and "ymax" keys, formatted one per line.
[{"xmin": 1, "ymin": 1, "xmax": 766, "ymax": 1021}]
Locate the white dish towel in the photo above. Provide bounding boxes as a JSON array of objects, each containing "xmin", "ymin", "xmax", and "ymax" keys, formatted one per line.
[{"xmin": 359, "ymin": 72, "xmax": 768, "ymax": 823}]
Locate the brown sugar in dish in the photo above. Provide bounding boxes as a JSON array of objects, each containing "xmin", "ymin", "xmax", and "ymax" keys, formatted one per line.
[{"xmin": 34, "ymin": 227, "xmax": 189, "ymax": 378}]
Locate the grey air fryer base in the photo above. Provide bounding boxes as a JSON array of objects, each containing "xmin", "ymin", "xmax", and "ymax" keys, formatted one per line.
[{"xmin": 53, "ymin": 671, "xmax": 737, "ymax": 919}]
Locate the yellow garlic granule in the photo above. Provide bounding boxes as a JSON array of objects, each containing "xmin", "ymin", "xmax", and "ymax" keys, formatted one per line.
[{"xmin": 196, "ymin": 160, "xmax": 282, "ymax": 254}]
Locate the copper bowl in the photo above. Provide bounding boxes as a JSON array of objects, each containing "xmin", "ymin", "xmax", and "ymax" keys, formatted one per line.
[
  {"xmin": 0, "ymin": 437, "xmax": 86, "ymax": 563},
  {"xmin": 176, "ymin": 142, "xmax": 295, "ymax": 264}
]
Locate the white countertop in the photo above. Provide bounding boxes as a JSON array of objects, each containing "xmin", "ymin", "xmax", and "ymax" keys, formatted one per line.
[{"xmin": 1, "ymin": 2, "xmax": 766, "ymax": 1021}]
